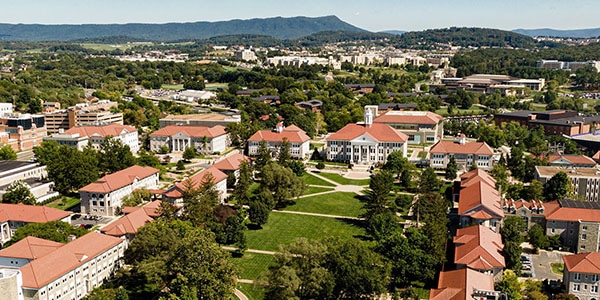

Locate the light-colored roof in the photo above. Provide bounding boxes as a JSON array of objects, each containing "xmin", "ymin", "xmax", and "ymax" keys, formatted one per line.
[
  {"xmin": 79, "ymin": 165, "xmax": 159, "ymax": 193},
  {"xmin": 429, "ymin": 268, "xmax": 494, "ymax": 300},
  {"xmin": 0, "ymin": 237, "xmax": 62, "ymax": 260},
  {"xmin": 64, "ymin": 124, "xmax": 136, "ymax": 138},
  {"xmin": 327, "ymin": 123, "xmax": 408, "ymax": 142},
  {"xmin": 535, "ymin": 165, "xmax": 600, "ymax": 178},
  {"xmin": 150, "ymin": 125, "xmax": 227, "ymax": 138},
  {"xmin": 213, "ymin": 153, "xmax": 250, "ymax": 171},
  {"xmin": 16, "ymin": 232, "xmax": 124, "ymax": 289},
  {"xmin": 164, "ymin": 167, "xmax": 227, "ymax": 199},
  {"xmin": 547, "ymin": 154, "xmax": 596, "ymax": 166},
  {"xmin": 100, "ymin": 208, "xmax": 154, "ymax": 237},
  {"xmin": 563, "ymin": 252, "xmax": 600, "ymax": 274},
  {"xmin": 374, "ymin": 110, "xmax": 443, "ymax": 125},
  {"xmin": 454, "ymin": 225, "xmax": 505, "ymax": 270},
  {"xmin": 0, "ymin": 203, "xmax": 71, "ymax": 223},
  {"xmin": 430, "ymin": 140, "xmax": 494, "ymax": 155},
  {"xmin": 247, "ymin": 126, "xmax": 310, "ymax": 143},
  {"xmin": 160, "ymin": 113, "xmax": 235, "ymax": 121}
]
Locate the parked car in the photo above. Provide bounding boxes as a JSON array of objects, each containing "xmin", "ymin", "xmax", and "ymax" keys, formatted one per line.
[{"xmin": 84, "ymin": 224, "xmax": 93, "ymax": 229}]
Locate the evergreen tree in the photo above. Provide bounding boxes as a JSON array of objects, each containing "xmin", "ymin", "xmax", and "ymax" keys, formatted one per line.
[
  {"xmin": 418, "ymin": 167, "xmax": 441, "ymax": 193},
  {"xmin": 255, "ymin": 140, "xmax": 271, "ymax": 169},
  {"xmin": 0, "ymin": 144, "xmax": 17, "ymax": 160},
  {"xmin": 277, "ymin": 137, "xmax": 291, "ymax": 165},
  {"xmin": 444, "ymin": 156, "xmax": 458, "ymax": 181},
  {"xmin": 233, "ymin": 161, "xmax": 253, "ymax": 205}
]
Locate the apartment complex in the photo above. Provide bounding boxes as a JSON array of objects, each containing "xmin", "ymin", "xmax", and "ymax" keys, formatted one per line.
[
  {"xmin": 247, "ymin": 124, "xmax": 311, "ymax": 159},
  {"xmin": 535, "ymin": 166, "xmax": 600, "ymax": 202},
  {"xmin": 501, "ymin": 199, "xmax": 545, "ymax": 230},
  {"xmin": 0, "ymin": 203, "xmax": 71, "ymax": 246},
  {"xmin": 0, "ymin": 161, "xmax": 59, "ymax": 203},
  {"xmin": 327, "ymin": 109, "xmax": 408, "ymax": 164},
  {"xmin": 44, "ymin": 124, "xmax": 139, "ymax": 153},
  {"xmin": 538, "ymin": 59, "xmax": 600, "ymax": 72},
  {"xmin": 429, "ymin": 137, "xmax": 495, "ymax": 171},
  {"xmin": 442, "ymin": 74, "xmax": 545, "ymax": 94},
  {"xmin": 159, "ymin": 113, "xmax": 240, "ymax": 128},
  {"xmin": 366, "ymin": 105, "xmax": 444, "ymax": 144},
  {"xmin": 79, "ymin": 165, "xmax": 160, "ymax": 217},
  {"xmin": 0, "ymin": 233, "xmax": 127, "ymax": 300},
  {"xmin": 544, "ymin": 199, "xmax": 600, "ymax": 253},
  {"xmin": 562, "ymin": 252, "xmax": 600, "ymax": 300},
  {"xmin": 429, "ymin": 268, "xmax": 504, "ymax": 300},
  {"xmin": 149, "ymin": 125, "xmax": 228, "ymax": 153},
  {"xmin": 0, "ymin": 113, "xmax": 47, "ymax": 151}
]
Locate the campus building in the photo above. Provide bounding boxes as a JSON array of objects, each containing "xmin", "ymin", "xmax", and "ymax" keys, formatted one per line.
[
  {"xmin": 457, "ymin": 169, "xmax": 504, "ymax": 231},
  {"xmin": 0, "ymin": 161, "xmax": 59, "ymax": 203},
  {"xmin": 0, "ymin": 113, "xmax": 47, "ymax": 151},
  {"xmin": 163, "ymin": 167, "xmax": 228, "ymax": 204},
  {"xmin": 544, "ymin": 199, "xmax": 600, "ymax": 253},
  {"xmin": 366, "ymin": 105, "xmax": 444, "ymax": 144},
  {"xmin": 247, "ymin": 123, "xmax": 311, "ymax": 159},
  {"xmin": 562, "ymin": 252, "xmax": 600, "ymax": 300},
  {"xmin": 429, "ymin": 136, "xmax": 494, "ymax": 171},
  {"xmin": 0, "ymin": 203, "xmax": 71, "ymax": 246},
  {"xmin": 159, "ymin": 113, "xmax": 241, "ymax": 128},
  {"xmin": 43, "ymin": 101, "xmax": 122, "ymax": 134},
  {"xmin": 44, "ymin": 124, "xmax": 139, "ymax": 153},
  {"xmin": 149, "ymin": 125, "xmax": 229, "ymax": 154},
  {"xmin": 535, "ymin": 166, "xmax": 600, "ymax": 202}
]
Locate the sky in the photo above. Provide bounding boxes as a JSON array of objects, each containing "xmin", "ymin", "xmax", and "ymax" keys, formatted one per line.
[{"xmin": 2, "ymin": 0, "xmax": 599, "ymax": 32}]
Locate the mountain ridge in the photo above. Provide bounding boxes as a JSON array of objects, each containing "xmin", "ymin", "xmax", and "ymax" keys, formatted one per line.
[{"xmin": 512, "ymin": 27, "xmax": 600, "ymax": 38}]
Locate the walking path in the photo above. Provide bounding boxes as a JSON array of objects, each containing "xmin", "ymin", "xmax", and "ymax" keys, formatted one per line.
[
  {"xmin": 272, "ymin": 209, "xmax": 364, "ymax": 220},
  {"xmin": 304, "ymin": 170, "xmax": 366, "ymax": 196},
  {"xmin": 234, "ymin": 289, "xmax": 249, "ymax": 300},
  {"xmin": 222, "ymin": 246, "xmax": 278, "ymax": 255}
]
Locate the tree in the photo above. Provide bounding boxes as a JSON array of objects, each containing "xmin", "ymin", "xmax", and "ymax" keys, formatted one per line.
[
  {"xmin": 33, "ymin": 140, "xmax": 60, "ymax": 165},
  {"xmin": 382, "ymin": 151, "xmax": 411, "ymax": 179},
  {"xmin": 528, "ymin": 223, "xmax": 549, "ymax": 250},
  {"xmin": 0, "ymin": 144, "xmax": 17, "ymax": 160},
  {"xmin": 255, "ymin": 140, "xmax": 271, "ymax": 169},
  {"xmin": 98, "ymin": 139, "xmax": 136, "ymax": 174},
  {"xmin": 182, "ymin": 174, "xmax": 219, "ymax": 227},
  {"xmin": 366, "ymin": 170, "xmax": 394, "ymax": 215},
  {"xmin": 233, "ymin": 161, "xmax": 253, "ymax": 205},
  {"xmin": 259, "ymin": 163, "xmax": 305, "ymax": 207},
  {"xmin": 495, "ymin": 270, "xmax": 523, "ymax": 300},
  {"xmin": 136, "ymin": 150, "xmax": 161, "ymax": 168},
  {"xmin": 545, "ymin": 171, "xmax": 574, "ymax": 201},
  {"xmin": 226, "ymin": 172, "xmax": 236, "ymax": 189},
  {"xmin": 316, "ymin": 161, "xmax": 325, "ymax": 170},
  {"xmin": 419, "ymin": 167, "xmax": 441, "ymax": 193},
  {"xmin": 124, "ymin": 219, "xmax": 237, "ymax": 299},
  {"xmin": 501, "ymin": 216, "xmax": 526, "ymax": 244},
  {"xmin": 176, "ymin": 159, "xmax": 186, "ymax": 170},
  {"xmin": 365, "ymin": 210, "xmax": 400, "ymax": 241},
  {"xmin": 6, "ymin": 221, "xmax": 88, "ymax": 247},
  {"xmin": 490, "ymin": 162, "xmax": 509, "ymax": 195},
  {"xmin": 444, "ymin": 156, "xmax": 458, "ymax": 181},
  {"xmin": 277, "ymin": 137, "xmax": 291, "ymax": 165},
  {"xmin": 286, "ymin": 160, "xmax": 305, "ymax": 177},
  {"xmin": 504, "ymin": 241, "xmax": 523, "ymax": 273},
  {"xmin": 44, "ymin": 145, "xmax": 99, "ymax": 195},
  {"xmin": 121, "ymin": 189, "xmax": 152, "ymax": 208},
  {"xmin": 182, "ymin": 146, "xmax": 196, "ymax": 161},
  {"xmin": 508, "ymin": 145, "xmax": 526, "ymax": 181},
  {"xmin": 2, "ymin": 180, "xmax": 36, "ymax": 205},
  {"xmin": 248, "ymin": 200, "xmax": 270, "ymax": 228},
  {"xmin": 526, "ymin": 180, "xmax": 545, "ymax": 201},
  {"xmin": 552, "ymin": 293, "xmax": 577, "ymax": 300}
]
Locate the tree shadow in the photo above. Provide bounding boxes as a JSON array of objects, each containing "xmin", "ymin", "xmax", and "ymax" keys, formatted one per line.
[{"xmin": 246, "ymin": 224, "xmax": 263, "ymax": 231}]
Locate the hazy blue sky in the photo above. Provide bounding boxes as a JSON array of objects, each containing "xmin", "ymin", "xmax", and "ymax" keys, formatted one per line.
[{"xmin": 2, "ymin": 0, "xmax": 598, "ymax": 32}]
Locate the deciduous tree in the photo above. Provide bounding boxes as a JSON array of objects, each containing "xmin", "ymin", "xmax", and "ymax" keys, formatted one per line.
[
  {"xmin": 0, "ymin": 144, "xmax": 17, "ymax": 160},
  {"xmin": 2, "ymin": 180, "xmax": 36, "ymax": 205}
]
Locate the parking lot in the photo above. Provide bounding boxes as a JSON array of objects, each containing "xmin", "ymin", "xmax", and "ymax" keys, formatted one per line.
[
  {"xmin": 70, "ymin": 214, "xmax": 114, "ymax": 229},
  {"xmin": 528, "ymin": 250, "xmax": 570, "ymax": 281}
]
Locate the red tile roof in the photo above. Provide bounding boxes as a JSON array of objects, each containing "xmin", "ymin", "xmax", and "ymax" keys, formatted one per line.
[
  {"xmin": 429, "ymin": 268, "xmax": 494, "ymax": 300},
  {"xmin": 163, "ymin": 167, "xmax": 227, "ymax": 199},
  {"xmin": 430, "ymin": 140, "xmax": 494, "ymax": 155},
  {"xmin": 547, "ymin": 154, "xmax": 596, "ymax": 166},
  {"xmin": 213, "ymin": 153, "xmax": 250, "ymax": 171},
  {"xmin": 0, "ymin": 237, "xmax": 62, "ymax": 260},
  {"xmin": 327, "ymin": 123, "xmax": 408, "ymax": 142},
  {"xmin": 374, "ymin": 111, "xmax": 443, "ymax": 125},
  {"xmin": 544, "ymin": 200, "xmax": 600, "ymax": 222},
  {"xmin": 150, "ymin": 125, "xmax": 227, "ymax": 138},
  {"xmin": 247, "ymin": 126, "xmax": 310, "ymax": 143},
  {"xmin": 454, "ymin": 225, "xmax": 505, "ymax": 270},
  {"xmin": 100, "ymin": 208, "xmax": 153, "ymax": 237},
  {"xmin": 0, "ymin": 204, "xmax": 71, "ymax": 223},
  {"xmin": 460, "ymin": 169, "xmax": 496, "ymax": 188},
  {"xmin": 458, "ymin": 180, "xmax": 504, "ymax": 219},
  {"xmin": 121, "ymin": 200, "xmax": 162, "ymax": 218},
  {"xmin": 15, "ymin": 232, "xmax": 125, "ymax": 289},
  {"xmin": 563, "ymin": 252, "xmax": 600, "ymax": 274},
  {"xmin": 79, "ymin": 165, "xmax": 159, "ymax": 193},
  {"xmin": 65, "ymin": 124, "xmax": 136, "ymax": 138}
]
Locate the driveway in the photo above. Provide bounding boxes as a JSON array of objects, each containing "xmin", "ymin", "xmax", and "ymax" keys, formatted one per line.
[{"xmin": 530, "ymin": 250, "xmax": 568, "ymax": 281}]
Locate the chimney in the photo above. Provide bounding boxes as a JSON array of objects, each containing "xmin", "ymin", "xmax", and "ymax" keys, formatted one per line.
[{"xmin": 458, "ymin": 133, "xmax": 466, "ymax": 145}]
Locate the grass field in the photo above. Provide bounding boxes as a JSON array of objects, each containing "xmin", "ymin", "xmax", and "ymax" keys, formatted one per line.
[
  {"xmin": 316, "ymin": 172, "xmax": 371, "ymax": 186},
  {"xmin": 435, "ymin": 105, "xmax": 485, "ymax": 117},
  {"xmin": 302, "ymin": 173, "xmax": 336, "ymax": 186},
  {"xmin": 46, "ymin": 196, "xmax": 80, "ymax": 211},
  {"xmin": 284, "ymin": 192, "xmax": 365, "ymax": 217},
  {"xmin": 302, "ymin": 186, "xmax": 335, "ymax": 195},
  {"xmin": 237, "ymin": 283, "xmax": 265, "ymax": 300},
  {"xmin": 80, "ymin": 43, "xmax": 145, "ymax": 51},
  {"xmin": 551, "ymin": 263, "xmax": 564, "ymax": 275},
  {"xmin": 231, "ymin": 252, "xmax": 275, "ymax": 280},
  {"xmin": 245, "ymin": 213, "xmax": 365, "ymax": 252},
  {"xmin": 162, "ymin": 84, "xmax": 184, "ymax": 90}
]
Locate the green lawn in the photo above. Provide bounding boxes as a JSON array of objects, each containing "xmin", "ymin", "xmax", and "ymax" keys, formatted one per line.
[
  {"xmin": 231, "ymin": 252, "xmax": 275, "ymax": 280},
  {"xmin": 46, "ymin": 196, "xmax": 80, "ymax": 211},
  {"xmin": 162, "ymin": 84, "xmax": 184, "ymax": 90},
  {"xmin": 303, "ymin": 186, "xmax": 335, "ymax": 195},
  {"xmin": 303, "ymin": 173, "xmax": 336, "ymax": 187},
  {"xmin": 237, "ymin": 283, "xmax": 265, "ymax": 300},
  {"xmin": 316, "ymin": 172, "xmax": 370, "ymax": 186},
  {"xmin": 284, "ymin": 192, "xmax": 365, "ymax": 217},
  {"xmin": 551, "ymin": 263, "xmax": 564, "ymax": 275},
  {"xmin": 245, "ymin": 213, "xmax": 365, "ymax": 252}
]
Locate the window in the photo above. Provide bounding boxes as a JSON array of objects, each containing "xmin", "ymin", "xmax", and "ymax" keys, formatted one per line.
[
  {"xmin": 573, "ymin": 284, "xmax": 580, "ymax": 292},
  {"xmin": 582, "ymin": 233, "xmax": 587, "ymax": 240},
  {"xmin": 592, "ymin": 285, "xmax": 598, "ymax": 293},
  {"xmin": 575, "ymin": 273, "xmax": 581, "ymax": 281},
  {"xmin": 592, "ymin": 275, "xmax": 599, "ymax": 282}
]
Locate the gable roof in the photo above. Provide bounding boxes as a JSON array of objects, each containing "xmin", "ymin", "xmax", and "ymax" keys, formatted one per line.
[
  {"xmin": 213, "ymin": 153, "xmax": 250, "ymax": 171},
  {"xmin": 100, "ymin": 208, "xmax": 154, "ymax": 237},
  {"xmin": 547, "ymin": 154, "xmax": 596, "ymax": 166},
  {"xmin": 374, "ymin": 110, "xmax": 443, "ymax": 125},
  {"xmin": 79, "ymin": 165, "xmax": 159, "ymax": 193},
  {"xmin": 163, "ymin": 166, "xmax": 227, "ymax": 199},
  {"xmin": 454, "ymin": 225, "xmax": 505, "ymax": 270},
  {"xmin": 460, "ymin": 169, "xmax": 496, "ymax": 188},
  {"xmin": 429, "ymin": 268, "xmax": 495, "ymax": 300},
  {"xmin": 247, "ymin": 126, "xmax": 310, "ymax": 143},
  {"xmin": 15, "ymin": 232, "xmax": 124, "ymax": 289},
  {"xmin": 150, "ymin": 125, "xmax": 227, "ymax": 138},
  {"xmin": 327, "ymin": 123, "xmax": 408, "ymax": 143},
  {"xmin": 430, "ymin": 140, "xmax": 494, "ymax": 155},
  {"xmin": 544, "ymin": 200, "xmax": 600, "ymax": 222},
  {"xmin": 458, "ymin": 180, "xmax": 504, "ymax": 219},
  {"xmin": 65, "ymin": 124, "xmax": 136, "ymax": 138},
  {"xmin": 563, "ymin": 252, "xmax": 600, "ymax": 274},
  {"xmin": 0, "ymin": 237, "xmax": 62, "ymax": 260},
  {"xmin": 0, "ymin": 203, "xmax": 71, "ymax": 223}
]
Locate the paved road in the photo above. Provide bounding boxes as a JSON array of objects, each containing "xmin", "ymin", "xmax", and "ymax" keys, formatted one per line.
[{"xmin": 531, "ymin": 250, "xmax": 569, "ymax": 280}]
